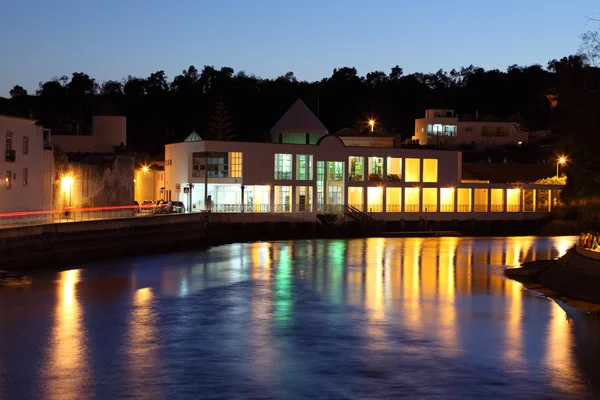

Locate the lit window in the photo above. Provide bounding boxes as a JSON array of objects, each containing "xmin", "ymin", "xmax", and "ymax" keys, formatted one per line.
[
  {"xmin": 296, "ymin": 155, "xmax": 313, "ymax": 180},
  {"xmin": 230, "ymin": 152, "xmax": 242, "ymax": 178},
  {"xmin": 405, "ymin": 158, "xmax": 420, "ymax": 182},
  {"xmin": 386, "ymin": 187, "xmax": 402, "ymax": 212},
  {"xmin": 386, "ymin": 157, "xmax": 402, "ymax": 181},
  {"xmin": 348, "ymin": 156, "xmax": 364, "ymax": 181},
  {"xmin": 440, "ymin": 188, "xmax": 454, "ymax": 212},
  {"xmin": 296, "ymin": 186, "xmax": 313, "ymax": 212},
  {"xmin": 328, "ymin": 161, "xmax": 344, "ymax": 181},
  {"xmin": 474, "ymin": 188, "xmax": 488, "ymax": 212},
  {"xmin": 5, "ymin": 170, "xmax": 11, "ymax": 189},
  {"xmin": 274, "ymin": 186, "xmax": 291, "ymax": 212},
  {"xmin": 367, "ymin": 187, "xmax": 383, "ymax": 212},
  {"xmin": 457, "ymin": 188, "xmax": 471, "ymax": 212},
  {"xmin": 274, "ymin": 154, "xmax": 292, "ymax": 180},
  {"xmin": 491, "ymin": 189, "xmax": 504, "ymax": 212},
  {"xmin": 404, "ymin": 187, "xmax": 419, "ymax": 212},
  {"xmin": 348, "ymin": 187, "xmax": 363, "ymax": 211},
  {"xmin": 422, "ymin": 159, "xmax": 438, "ymax": 183},
  {"xmin": 368, "ymin": 157, "xmax": 383, "ymax": 181},
  {"xmin": 422, "ymin": 188, "xmax": 437, "ymax": 212},
  {"xmin": 23, "ymin": 136, "xmax": 28, "ymax": 155},
  {"xmin": 23, "ymin": 168, "xmax": 28, "ymax": 186},
  {"xmin": 507, "ymin": 189, "xmax": 520, "ymax": 212}
]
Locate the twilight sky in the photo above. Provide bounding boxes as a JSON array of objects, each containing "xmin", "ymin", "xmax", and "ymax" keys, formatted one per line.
[{"xmin": 1, "ymin": 0, "xmax": 598, "ymax": 97}]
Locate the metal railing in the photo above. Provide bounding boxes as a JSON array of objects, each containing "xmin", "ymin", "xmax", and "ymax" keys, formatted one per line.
[
  {"xmin": 507, "ymin": 205, "xmax": 520, "ymax": 213},
  {"xmin": 491, "ymin": 204, "xmax": 504, "ymax": 212},
  {"xmin": 273, "ymin": 204, "xmax": 292, "ymax": 212},
  {"xmin": 348, "ymin": 203, "xmax": 363, "ymax": 212},
  {"xmin": 440, "ymin": 204, "xmax": 455, "ymax": 212},
  {"xmin": 457, "ymin": 205, "xmax": 472, "ymax": 212},
  {"xmin": 386, "ymin": 204, "xmax": 402, "ymax": 212},
  {"xmin": 405, "ymin": 204, "xmax": 419, "ymax": 212},
  {"xmin": 367, "ymin": 205, "xmax": 383, "ymax": 213},
  {"xmin": 423, "ymin": 204, "xmax": 437, "ymax": 213},
  {"xmin": 316, "ymin": 204, "xmax": 345, "ymax": 214},
  {"xmin": 274, "ymin": 171, "xmax": 292, "ymax": 180},
  {"xmin": 295, "ymin": 204, "xmax": 313, "ymax": 212},
  {"xmin": 474, "ymin": 204, "xmax": 488, "ymax": 212}
]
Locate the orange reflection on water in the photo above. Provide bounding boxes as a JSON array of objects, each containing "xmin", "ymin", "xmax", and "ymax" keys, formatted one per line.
[
  {"xmin": 127, "ymin": 287, "xmax": 161, "ymax": 399},
  {"xmin": 436, "ymin": 237, "xmax": 459, "ymax": 355},
  {"xmin": 401, "ymin": 238, "xmax": 423, "ymax": 332},
  {"xmin": 248, "ymin": 242, "xmax": 275, "ymax": 384},
  {"xmin": 362, "ymin": 238, "xmax": 387, "ymax": 350},
  {"xmin": 503, "ymin": 279, "xmax": 525, "ymax": 367},
  {"xmin": 544, "ymin": 300, "xmax": 582, "ymax": 394},
  {"xmin": 43, "ymin": 269, "xmax": 89, "ymax": 400}
]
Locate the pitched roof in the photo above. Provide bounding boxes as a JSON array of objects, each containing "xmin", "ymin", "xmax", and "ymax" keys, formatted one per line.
[
  {"xmin": 270, "ymin": 99, "xmax": 328, "ymax": 135},
  {"xmin": 184, "ymin": 130, "xmax": 202, "ymax": 142}
]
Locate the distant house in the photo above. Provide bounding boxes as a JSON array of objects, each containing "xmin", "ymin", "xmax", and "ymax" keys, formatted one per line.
[{"xmin": 413, "ymin": 109, "xmax": 529, "ymax": 149}]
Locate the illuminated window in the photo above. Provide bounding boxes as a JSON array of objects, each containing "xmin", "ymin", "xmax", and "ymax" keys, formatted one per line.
[
  {"xmin": 405, "ymin": 158, "xmax": 420, "ymax": 182},
  {"xmin": 404, "ymin": 187, "xmax": 419, "ymax": 212},
  {"xmin": 316, "ymin": 161, "xmax": 325, "ymax": 209},
  {"xmin": 386, "ymin": 157, "xmax": 402, "ymax": 181},
  {"xmin": 523, "ymin": 189, "xmax": 535, "ymax": 212},
  {"xmin": 423, "ymin": 188, "xmax": 437, "ymax": 212},
  {"xmin": 348, "ymin": 187, "xmax": 363, "ymax": 211},
  {"xmin": 230, "ymin": 152, "xmax": 242, "ymax": 178},
  {"xmin": 5, "ymin": 170, "xmax": 11, "ymax": 189},
  {"xmin": 296, "ymin": 186, "xmax": 313, "ymax": 212},
  {"xmin": 274, "ymin": 154, "xmax": 292, "ymax": 180},
  {"xmin": 457, "ymin": 188, "xmax": 471, "ymax": 212},
  {"xmin": 367, "ymin": 187, "xmax": 383, "ymax": 212},
  {"xmin": 23, "ymin": 136, "xmax": 28, "ymax": 155},
  {"xmin": 507, "ymin": 189, "xmax": 521, "ymax": 212},
  {"xmin": 274, "ymin": 186, "xmax": 291, "ymax": 212},
  {"xmin": 348, "ymin": 156, "xmax": 364, "ymax": 181},
  {"xmin": 474, "ymin": 188, "xmax": 488, "ymax": 212},
  {"xmin": 22, "ymin": 168, "xmax": 28, "ymax": 186},
  {"xmin": 536, "ymin": 189, "xmax": 550, "ymax": 212},
  {"xmin": 491, "ymin": 189, "xmax": 504, "ymax": 212},
  {"xmin": 368, "ymin": 157, "xmax": 383, "ymax": 181},
  {"xmin": 244, "ymin": 185, "xmax": 270, "ymax": 212},
  {"xmin": 328, "ymin": 161, "xmax": 344, "ymax": 181},
  {"xmin": 440, "ymin": 188, "xmax": 454, "ymax": 212},
  {"xmin": 386, "ymin": 187, "xmax": 402, "ymax": 212},
  {"xmin": 422, "ymin": 159, "xmax": 438, "ymax": 183},
  {"xmin": 296, "ymin": 155, "xmax": 313, "ymax": 180}
]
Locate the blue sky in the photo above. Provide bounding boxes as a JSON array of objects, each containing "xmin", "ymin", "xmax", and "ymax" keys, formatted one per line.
[{"xmin": 1, "ymin": 0, "xmax": 598, "ymax": 96}]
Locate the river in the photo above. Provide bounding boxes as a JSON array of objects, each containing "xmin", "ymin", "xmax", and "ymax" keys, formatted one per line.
[{"xmin": 2, "ymin": 236, "xmax": 600, "ymax": 399}]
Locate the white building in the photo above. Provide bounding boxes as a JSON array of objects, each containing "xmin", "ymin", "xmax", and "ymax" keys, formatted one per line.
[
  {"xmin": 413, "ymin": 109, "xmax": 529, "ymax": 148},
  {"xmin": 163, "ymin": 101, "xmax": 562, "ymax": 221},
  {"xmin": 0, "ymin": 115, "xmax": 53, "ymax": 214}
]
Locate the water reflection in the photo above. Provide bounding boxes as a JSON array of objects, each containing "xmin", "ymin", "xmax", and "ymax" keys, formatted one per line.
[
  {"xmin": 126, "ymin": 287, "xmax": 162, "ymax": 399},
  {"xmin": 43, "ymin": 269, "xmax": 90, "ymax": 400},
  {"xmin": 4, "ymin": 236, "xmax": 591, "ymax": 399}
]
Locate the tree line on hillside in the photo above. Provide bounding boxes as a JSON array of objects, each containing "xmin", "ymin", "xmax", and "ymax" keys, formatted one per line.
[{"xmin": 3, "ymin": 27, "xmax": 600, "ymax": 200}]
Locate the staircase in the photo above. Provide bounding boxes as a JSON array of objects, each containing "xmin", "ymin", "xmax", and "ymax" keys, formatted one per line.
[{"xmin": 344, "ymin": 206, "xmax": 382, "ymax": 233}]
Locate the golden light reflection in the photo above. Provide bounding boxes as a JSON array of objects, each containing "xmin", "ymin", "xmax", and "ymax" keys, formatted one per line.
[
  {"xmin": 251, "ymin": 242, "xmax": 272, "ymax": 280},
  {"xmin": 43, "ymin": 269, "xmax": 89, "ymax": 400},
  {"xmin": 504, "ymin": 279, "xmax": 525, "ymax": 366},
  {"xmin": 436, "ymin": 237, "xmax": 459, "ymax": 355},
  {"xmin": 127, "ymin": 287, "xmax": 161, "ymax": 398},
  {"xmin": 362, "ymin": 238, "xmax": 387, "ymax": 350},
  {"xmin": 544, "ymin": 301, "xmax": 581, "ymax": 394},
  {"xmin": 554, "ymin": 236, "xmax": 576, "ymax": 258},
  {"xmin": 402, "ymin": 238, "xmax": 423, "ymax": 332}
]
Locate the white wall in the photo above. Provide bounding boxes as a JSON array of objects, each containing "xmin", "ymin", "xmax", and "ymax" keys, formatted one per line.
[{"xmin": 0, "ymin": 116, "xmax": 50, "ymax": 213}]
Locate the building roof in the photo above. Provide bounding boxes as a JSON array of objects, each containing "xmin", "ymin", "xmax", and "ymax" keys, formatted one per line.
[
  {"xmin": 462, "ymin": 162, "xmax": 555, "ymax": 183},
  {"xmin": 184, "ymin": 130, "xmax": 202, "ymax": 142},
  {"xmin": 270, "ymin": 99, "xmax": 328, "ymax": 135},
  {"xmin": 333, "ymin": 128, "xmax": 361, "ymax": 137}
]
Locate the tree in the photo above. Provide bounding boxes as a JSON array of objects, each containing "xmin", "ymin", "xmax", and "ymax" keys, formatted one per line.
[
  {"xmin": 208, "ymin": 96, "xmax": 233, "ymax": 140},
  {"xmin": 100, "ymin": 80, "xmax": 123, "ymax": 96},
  {"xmin": 67, "ymin": 72, "xmax": 97, "ymax": 97},
  {"xmin": 36, "ymin": 79, "xmax": 65, "ymax": 97},
  {"xmin": 145, "ymin": 70, "xmax": 169, "ymax": 95},
  {"xmin": 9, "ymin": 85, "xmax": 27, "ymax": 98},
  {"xmin": 123, "ymin": 75, "xmax": 146, "ymax": 96}
]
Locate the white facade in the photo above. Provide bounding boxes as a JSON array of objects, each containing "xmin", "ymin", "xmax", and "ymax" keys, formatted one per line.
[
  {"xmin": 165, "ymin": 136, "xmax": 561, "ymax": 221},
  {"xmin": 0, "ymin": 115, "xmax": 53, "ymax": 214},
  {"xmin": 51, "ymin": 115, "xmax": 127, "ymax": 153},
  {"xmin": 413, "ymin": 109, "xmax": 529, "ymax": 148}
]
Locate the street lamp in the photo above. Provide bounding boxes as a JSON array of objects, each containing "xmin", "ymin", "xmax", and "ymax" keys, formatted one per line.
[
  {"xmin": 61, "ymin": 176, "xmax": 74, "ymax": 207},
  {"xmin": 556, "ymin": 156, "xmax": 567, "ymax": 178},
  {"xmin": 368, "ymin": 119, "xmax": 375, "ymax": 133},
  {"xmin": 142, "ymin": 165, "xmax": 149, "ymax": 173}
]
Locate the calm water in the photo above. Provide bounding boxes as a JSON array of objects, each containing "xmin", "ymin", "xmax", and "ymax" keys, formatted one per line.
[{"xmin": 2, "ymin": 236, "xmax": 600, "ymax": 399}]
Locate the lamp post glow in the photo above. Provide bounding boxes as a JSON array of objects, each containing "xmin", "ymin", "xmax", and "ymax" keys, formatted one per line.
[
  {"xmin": 556, "ymin": 156, "xmax": 566, "ymax": 178},
  {"xmin": 61, "ymin": 176, "xmax": 74, "ymax": 207},
  {"xmin": 368, "ymin": 119, "xmax": 375, "ymax": 133},
  {"xmin": 142, "ymin": 166, "xmax": 149, "ymax": 173}
]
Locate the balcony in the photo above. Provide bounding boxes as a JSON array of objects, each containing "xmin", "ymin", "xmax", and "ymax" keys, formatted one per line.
[
  {"xmin": 5, "ymin": 149, "xmax": 15, "ymax": 163},
  {"xmin": 274, "ymin": 171, "xmax": 292, "ymax": 180}
]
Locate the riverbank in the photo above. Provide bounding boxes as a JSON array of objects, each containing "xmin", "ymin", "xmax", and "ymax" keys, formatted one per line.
[
  {"xmin": 0, "ymin": 213, "xmax": 567, "ymax": 271},
  {"xmin": 506, "ymin": 245, "xmax": 600, "ymax": 308}
]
